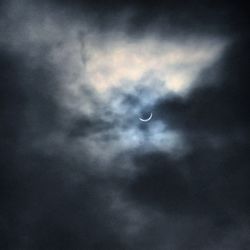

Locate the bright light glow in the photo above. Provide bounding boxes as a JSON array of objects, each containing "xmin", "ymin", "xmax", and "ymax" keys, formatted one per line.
[
  {"xmin": 83, "ymin": 35, "xmax": 226, "ymax": 94},
  {"xmin": 139, "ymin": 113, "xmax": 153, "ymax": 122}
]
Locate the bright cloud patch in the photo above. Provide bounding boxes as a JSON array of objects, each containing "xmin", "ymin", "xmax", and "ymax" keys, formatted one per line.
[
  {"xmin": 0, "ymin": 0, "xmax": 227, "ymax": 157},
  {"xmin": 57, "ymin": 32, "xmax": 227, "ymax": 156},
  {"xmin": 83, "ymin": 35, "xmax": 226, "ymax": 94}
]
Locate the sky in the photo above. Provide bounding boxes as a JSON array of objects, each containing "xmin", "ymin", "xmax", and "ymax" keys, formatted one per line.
[{"xmin": 0, "ymin": 0, "xmax": 250, "ymax": 249}]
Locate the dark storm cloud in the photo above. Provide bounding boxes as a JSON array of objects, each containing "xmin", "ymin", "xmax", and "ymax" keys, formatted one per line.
[
  {"xmin": 124, "ymin": 31, "xmax": 250, "ymax": 249},
  {"xmin": 51, "ymin": 0, "xmax": 249, "ymax": 37},
  {"xmin": 0, "ymin": 48, "xmax": 125, "ymax": 249}
]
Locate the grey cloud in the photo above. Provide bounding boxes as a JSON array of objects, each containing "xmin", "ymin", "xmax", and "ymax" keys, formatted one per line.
[{"xmin": 1, "ymin": 0, "xmax": 250, "ymax": 249}]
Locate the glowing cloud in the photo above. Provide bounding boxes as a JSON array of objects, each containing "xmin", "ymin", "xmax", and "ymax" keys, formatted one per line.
[{"xmin": 82, "ymin": 35, "xmax": 226, "ymax": 94}]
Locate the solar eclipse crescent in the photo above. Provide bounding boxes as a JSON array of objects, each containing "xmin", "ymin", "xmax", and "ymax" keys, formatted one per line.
[{"xmin": 139, "ymin": 113, "xmax": 153, "ymax": 122}]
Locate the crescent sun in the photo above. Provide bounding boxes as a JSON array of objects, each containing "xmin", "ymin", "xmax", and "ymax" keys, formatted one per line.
[{"xmin": 139, "ymin": 112, "xmax": 153, "ymax": 122}]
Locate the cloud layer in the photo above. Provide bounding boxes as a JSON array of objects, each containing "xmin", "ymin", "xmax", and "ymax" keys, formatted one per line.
[{"xmin": 0, "ymin": 0, "xmax": 250, "ymax": 249}]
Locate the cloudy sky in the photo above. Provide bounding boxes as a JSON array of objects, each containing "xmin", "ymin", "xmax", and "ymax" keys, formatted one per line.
[{"xmin": 1, "ymin": 0, "xmax": 250, "ymax": 249}]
